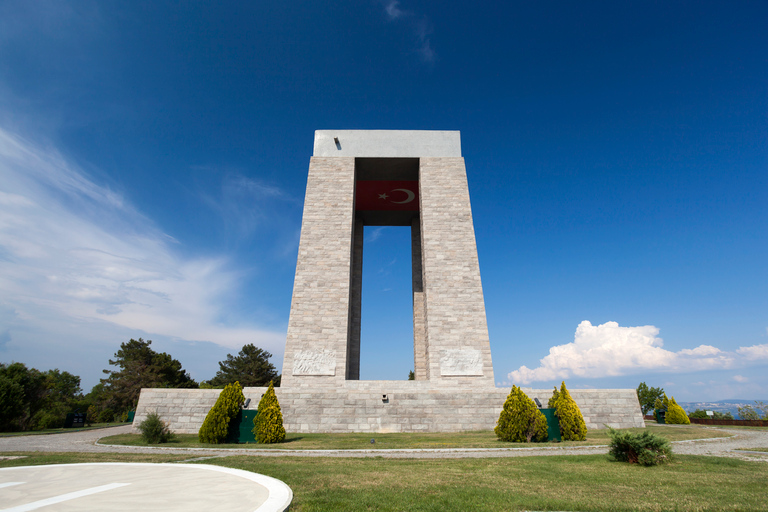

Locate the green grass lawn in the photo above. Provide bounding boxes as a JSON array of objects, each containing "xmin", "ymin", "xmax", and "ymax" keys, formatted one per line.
[
  {"xmin": 0, "ymin": 423, "xmax": 132, "ymax": 437},
  {"xmin": 0, "ymin": 451, "xmax": 764, "ymax": 511},
  {"xmin": 99, "ymin": 425, "xmax": 731, "ymax": 450}
]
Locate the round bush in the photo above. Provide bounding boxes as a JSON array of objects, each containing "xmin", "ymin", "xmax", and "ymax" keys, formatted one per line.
[
  {"xmin": 608, "ymin": 428, "xmax": 672, "ymax": 466},
  {"xmin": 138, "ymin": 411, "xmax": 174, "ymax": 444}
]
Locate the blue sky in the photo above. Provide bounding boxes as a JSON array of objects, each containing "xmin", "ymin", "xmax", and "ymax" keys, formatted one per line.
[{"xmin": 0, "ymin": 1, "xmax": 766, "ymax": 401}]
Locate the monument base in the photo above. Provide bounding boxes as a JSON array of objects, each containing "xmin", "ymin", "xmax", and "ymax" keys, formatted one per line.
[{"xmin": 133, "ymin": 383, "xmax": 644, "ymax": 434}]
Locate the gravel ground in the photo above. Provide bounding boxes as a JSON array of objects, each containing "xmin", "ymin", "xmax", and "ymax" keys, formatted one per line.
[{"xmin": 1, "ymin": 425, "xmax": 767, "ymax": 461}]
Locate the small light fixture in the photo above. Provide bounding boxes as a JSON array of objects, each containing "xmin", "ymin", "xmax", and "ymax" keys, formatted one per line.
[
  {"xmin": 382, "ymin": 394, "xmax": 388, "ymax": 402},
  {"xmin": 534, "ymin": 398, "xmax": 542, "ymax": 408}
]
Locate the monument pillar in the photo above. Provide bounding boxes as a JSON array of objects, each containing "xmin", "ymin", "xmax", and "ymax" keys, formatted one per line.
[
  {"xmin": 280, "ymin": 156, "xmax": 356, "ymax": 388},
  {"xmin": 281, "ymin": 130, "xmax": 494, "ymax": 387}
]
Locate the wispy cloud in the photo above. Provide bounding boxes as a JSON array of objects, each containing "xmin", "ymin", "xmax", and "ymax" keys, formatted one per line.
[
  {"xmin": 0, "ymin": 127, "xmax": 284, "ymax": 354},
  {"xmin": 383, "ymin": 0, "xmax": 405, "ymax": 20},
  {"xmin": 508, "ymin": 320, "xmax": 763, "ymax": 384},
  {"xmin": 379, "ymin": 1, "xmax": 436, "ymax": 63}
]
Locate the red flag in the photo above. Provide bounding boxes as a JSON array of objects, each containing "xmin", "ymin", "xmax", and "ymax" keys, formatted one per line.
[{"xmin": 355, "ymin": 181, "xmax": 419, "ymax": 211}]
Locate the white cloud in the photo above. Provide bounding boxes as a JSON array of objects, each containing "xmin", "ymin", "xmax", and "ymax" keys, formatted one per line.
[
  {"xmin": 0, "ymin": 127, "xmax": 284, "ymax": 354},
  {"xmin": 384, "ymin": 0, "xmax": 405, "ymax": 20},
  {"xmin": 379, "ymin": 1, "xmax": 436, "ymax": 63},
  {"xmin": 733, "ymin": 375, "xmax": 748, "ymax": 383},
  {"xmin": 508, "ymin": 320, "xmax": 739, "ymax": 384},
  {"xmin": 736, "ymin": 343, "xmax": 768, "ymax": 360}
]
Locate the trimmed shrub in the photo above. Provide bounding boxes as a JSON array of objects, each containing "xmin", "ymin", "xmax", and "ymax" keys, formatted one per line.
[
  {"xmin": 653, "ymin": 397, "xmax": 663, "ymax": 411},
  {"xmin": 495, "ymin": 385, "xmax": 547, "ymax": 443},
  {"xmin": 665, "ymin": 396, "xmax": 691, "ymax": 425},
  {"xmin": 253, "ymin": 381, "xmax": 285, "ymax": 443},
  {"xmin": 198, "ymin": 381, "xmax": 245, "ymax": 444},
  {"xmin": 547, "ymin": 386, "xmax": 560, "ymax": 408},
  {"xmin": 138, "ymin": 411, "xmax": 175, "ymax": 444},
  {"xmin": 608, "ymin": 428, "xmax": 672, "ymax": 466},
  {"xmin": 552, "ymin": 382, "xmax": 587, "ymax": 441}
]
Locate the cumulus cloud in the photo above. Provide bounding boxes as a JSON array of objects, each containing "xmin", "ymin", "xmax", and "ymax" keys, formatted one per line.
[
  {"xmin": 736, "ymin": 343, "xmax": 768, "ymax": 360},
  {"xmin": 0, "ymin": 127, "xmax": 284, "ymax": 352},
  {"xmin": 733, "ymin": 375, "xmax": 748, "ymax": 383},
  {"xmin": 508, "ymin": 320, "xmax": 743, "ymax": 384}
]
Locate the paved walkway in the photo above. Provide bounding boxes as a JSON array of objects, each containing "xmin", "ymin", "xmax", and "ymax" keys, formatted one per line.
[
  {"xmin": 0, "ymin": 463, "xmax": 292, "ymax": 512},
  {"xmin": 1, "ymin": 425, "xmax": 767, "ymax": 461}
]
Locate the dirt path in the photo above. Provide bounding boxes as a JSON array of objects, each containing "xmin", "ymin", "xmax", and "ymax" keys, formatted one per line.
[{"xmin": 1, "ymin": 425, "xmax": 766, "ymax": 461}]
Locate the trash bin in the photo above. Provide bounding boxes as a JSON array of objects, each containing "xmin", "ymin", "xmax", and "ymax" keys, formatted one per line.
[
  {"xmin": 540, "ymin": 408, "xmax": 561, "ymax": 442},
  {"xmin": 127, "ymin": 411, "xmax": 135, "ymax": 423},
  {"xmin": 226, "ymin": 409, "xmax": 258, "ymax": 443},
  {"xmin": 655, "ymin": 409, "xmax": 666, "ymax": 424},
  {"xmin": 64, "ymin": 412, "xmax": 86, "ymax": 428}
]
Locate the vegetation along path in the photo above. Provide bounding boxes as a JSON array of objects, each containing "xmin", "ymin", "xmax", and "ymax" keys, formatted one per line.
[{"xmin": 1, "ymin": 425, "xmax": 767, "ymax": 462}]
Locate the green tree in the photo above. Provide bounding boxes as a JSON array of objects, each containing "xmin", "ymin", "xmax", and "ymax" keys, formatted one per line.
[
  {"xmin": 737, "ymin": 401, "xmax": 768, "ymax": 420},
  {"xmin": 547, "ymin": 386, "xmax": 560, "ymax": 408},
  {"xmin": 688, "ymin": 409, "xmax": 734, "ymax": 420},
  {"xmin": 101, "ymin": 338, "xmax": 197, "ymax": 415},
  {"xmin": 495, "ymin": 385, "xmax": 547, "ymax": 443},
  {"xmin": 208, "ymin": 344, "xmax": 279, "ymax": 388},
  {"xmin": 253, "ymin": 381, "xmax": 285, "ymax": 443},
  {"xmin": 551, "ymin": 381, "xmax": 587, "ymax": 441},
  {"xmin": 664, "ymin": 397, "xmax": 690, "ymax": 425},
  {"xmin": 0, "ymin": 363, "xmax": 82, "ymax": 431},
  {"xmin": 199, "ymin": 381, "xmax": 245, "ymax": 444},
  {"xmin": 33, "ymin": 369, "xmax": 82, "ymax": 429},
  {"xmin": 636, "ymin": 382, "xmax": 665, "ymax": 416},
  {"xmin": 0, "ymin": 363, "xmax": 46, "ymax": 431}
]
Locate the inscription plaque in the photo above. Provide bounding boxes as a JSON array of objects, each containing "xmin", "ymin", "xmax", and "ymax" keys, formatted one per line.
[
  {"xmin": 292, "ymin": 350, "xmax": 336, "ymax": 376},
  {"xmin": 440, "ymin": 349, "xmax": 483, "ymax": 376}
]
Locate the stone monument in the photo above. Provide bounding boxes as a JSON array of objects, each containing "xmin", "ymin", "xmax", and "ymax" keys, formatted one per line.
[
  {"xmin": 281, "ymin": 130, "xmax": 494, "ymax": 388},
  {"xmin": 133, "ymin": 130, "xmax": 645, "ymax": 433}
]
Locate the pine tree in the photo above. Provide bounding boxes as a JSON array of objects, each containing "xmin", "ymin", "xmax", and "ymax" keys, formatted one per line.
[
  {"xmin": 495, "ymin": 385, "xmax": 547, "ymax": 443},
  {"xmin": 552, "ymin": 381, "xmax": 587, "ymax": 441},
  {"xmin": 253, "ymin": 381, "xmax": 285, "ymax": 443}
]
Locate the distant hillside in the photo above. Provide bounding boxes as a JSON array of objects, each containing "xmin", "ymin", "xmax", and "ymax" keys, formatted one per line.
[{"xmin": 677, "ymin": 400, "xmax": 766, "ymax": 419}]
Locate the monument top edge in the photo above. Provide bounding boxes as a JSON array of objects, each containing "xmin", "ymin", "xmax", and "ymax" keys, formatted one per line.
[{"xmin": 313, "ymin": 130, "xmax": 462, "ymax": 158}]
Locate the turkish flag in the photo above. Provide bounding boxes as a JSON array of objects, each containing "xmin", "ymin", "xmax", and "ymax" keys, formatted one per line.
[{"xmin": 355, "ymin": 181, "xmax": 419, "ymax": 211}]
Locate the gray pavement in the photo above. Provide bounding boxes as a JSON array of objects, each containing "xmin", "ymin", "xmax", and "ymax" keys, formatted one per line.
[
  {"xmin": 1, "ymin": 424, "xmax": 767, "ymax": 460},
  {"xmin": 0, "ymin": 463, "xmax": 292, "ymax": 512}
]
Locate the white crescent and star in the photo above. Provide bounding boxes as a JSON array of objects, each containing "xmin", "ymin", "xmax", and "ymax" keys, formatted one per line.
[{"xmin": 378, "ymin": 189, "xmax": 415, "ymax": 204}]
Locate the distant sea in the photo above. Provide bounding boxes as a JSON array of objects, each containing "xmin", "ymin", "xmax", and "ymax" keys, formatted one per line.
[{"xmin": 677, "ymin": 399, "xmax": 767, "ymax": 419}]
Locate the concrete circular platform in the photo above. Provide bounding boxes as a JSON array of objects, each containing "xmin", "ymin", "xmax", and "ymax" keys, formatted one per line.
[{"xmin": 0, "ymin": 463, "xmax": 292, "ymax": 512}]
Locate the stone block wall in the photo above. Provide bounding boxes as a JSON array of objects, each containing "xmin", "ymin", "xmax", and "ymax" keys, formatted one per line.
[{"xmin": 133, "ymin": 385, "xmax": 644, "ymax": 434}]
